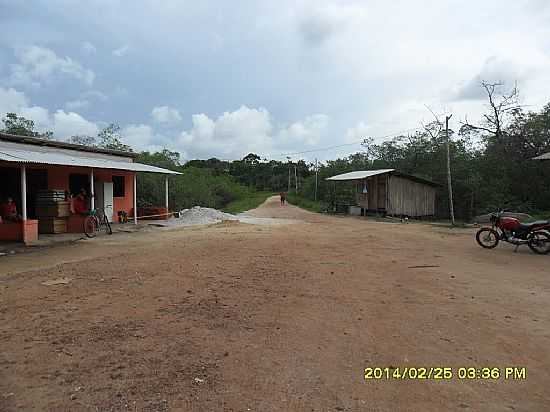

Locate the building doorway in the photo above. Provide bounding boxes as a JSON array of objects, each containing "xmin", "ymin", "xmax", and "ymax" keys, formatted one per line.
[{"xmin": 26, "ymin": 169, "xmax": 48, "ymax": 219}]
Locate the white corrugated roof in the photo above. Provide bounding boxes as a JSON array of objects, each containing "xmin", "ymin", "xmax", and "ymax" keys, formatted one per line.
[
  {"xmin": 326, "ymin": 169, "xmax": 395, "ymax": 181},
  {"xmin": 0, "ymin": 140, "xmax": 181, "ymax": 175},
  {"xmin": 533, "ymin": 152, "xmax": 550, "ymax": 160}
]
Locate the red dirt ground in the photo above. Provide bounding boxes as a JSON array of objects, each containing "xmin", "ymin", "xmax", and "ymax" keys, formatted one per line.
[{"xmin": 1, "ymin": 196, "xmax": 549, "ymax": 411}]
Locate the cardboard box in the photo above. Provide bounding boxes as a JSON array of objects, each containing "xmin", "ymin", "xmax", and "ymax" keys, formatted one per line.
[
  {"xmin": 38, "ymin": 218, "xmax": 67, "ymax": 234},
  {"xmin": 36, "ymin": 201, "xmax": 70, "ymax": 218}
]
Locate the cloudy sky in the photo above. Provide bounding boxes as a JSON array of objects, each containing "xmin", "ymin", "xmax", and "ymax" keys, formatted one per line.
[{"xmin": 1, "ymin": 0, "xmax": 549, "ymax": 161}]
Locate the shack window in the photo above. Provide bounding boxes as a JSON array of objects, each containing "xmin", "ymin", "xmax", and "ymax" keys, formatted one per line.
[{"xmin": 112, "ymin": 176, "xmax": 125, "ymax": 197}]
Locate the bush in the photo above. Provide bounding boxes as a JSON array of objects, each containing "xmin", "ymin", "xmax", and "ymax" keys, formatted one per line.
[{"xmin": 286, "ymin": 192, "xmax": 323, "ymax": 212}]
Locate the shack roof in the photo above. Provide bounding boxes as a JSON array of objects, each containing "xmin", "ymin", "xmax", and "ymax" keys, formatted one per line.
[
  {"xmin": 0, "ymin": 133, "xmax": 180, "ymax": 175},
  {"xmin": 326, "ymin": 169, "xmax": 438, "ymax": 186},
  {"xmin": 533, "ymin": 152, "xmax": 550, "ymax": 160},
  {"xmin": 326, "ymin": 169, "xmax": 395, "ymax": 181}
]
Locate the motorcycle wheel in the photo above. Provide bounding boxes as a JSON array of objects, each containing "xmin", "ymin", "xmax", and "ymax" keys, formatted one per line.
[
  {"xmin": 476, "ymin": 228, "xmax": 499, "ymax": 249},
  {"xmin": 528, "ymin": 231, "xmax": 550, "ymax": 255}
]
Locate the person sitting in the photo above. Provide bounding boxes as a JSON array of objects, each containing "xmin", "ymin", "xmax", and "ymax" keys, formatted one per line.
[
  {"xmin": 0, "ymin": 197, "xmax": 22, "ymax": 222},
  {"xmin": 72, "ymin": 189, "xmax": 89, "ymax": 215}
]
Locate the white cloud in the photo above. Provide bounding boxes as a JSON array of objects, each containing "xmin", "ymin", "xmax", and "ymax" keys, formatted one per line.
[
  {"xmin": 0, "ymin": 87, "xmax": 28, "ymax": 115},
  {"xmin": 52, "ymin": 110, "xmax": 99, "ymax": 138},
  {"xmin": 1, "ymin": 86, "xmax": 329, "ymax": 158},
  {"xmin": 452, "ymin": 57, "xmax": 530, "ymax": 101},
  {"xmin": 278, "ymin": 114, "xmax": 329, "ymax": 146},
  {"xmin": 19, "ymin": 106, "xmax": 52, "ymax": 131},
  {"xmin": 65, "ymin": 99, "xmax": 90, "ymax": 110},
  {"xmin": 345, "ymin": 122, "xmax": 371, "ymax": 143},
  {"xmin": 81, "ymin": 41, "xmax": 97, "ymax": 55},
  {"xmin": 9, "ymin": 45, "xmax": 95, "ymax": 87},
  {"xmin": 176, "ymin": 106, "xmax": 328, "ymax": 159},
  {"xmin": 122, "ymin": 124, "xmax": 166, "ymax": 152},
  {"xmin": 112, "ymin": 45, "xmax": 129, "ymax": 57},
  {"xmin": 0, "ymin": 86, "xmax": 99, "ymax": 138},
  {"xmin": 2, "ymin": 1, "xmax": 550, "ymax": 162},
  {"xmin": 297, "ymin": 4, "xmax": 360, "ymax": 47},
  {"xmin": 151, "ymin": 105, "xmax": 182, "ymax": 124},
  {"xmin": 64, "ymin": 90, "xmax": 108, "ymax": 111},
  {"xmin": 82, "ymin": 90, "xmax": 108, "ymax": 101},
  {"xmin": 122, "ymin": 124, "xmax": 153, "ymax": 148}
]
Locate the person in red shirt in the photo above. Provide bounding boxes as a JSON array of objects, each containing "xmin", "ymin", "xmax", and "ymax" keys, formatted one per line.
[
  {"xmin": 72, "ymin": 189, "xmax": 88, "ymax": 215},
  {"xmin": 71, "ymin": 189, "xmax": 89, "ymax": 215},
  {"xmin": 0, "ymin": 197, "xmax": 21, "ymax": 222}
]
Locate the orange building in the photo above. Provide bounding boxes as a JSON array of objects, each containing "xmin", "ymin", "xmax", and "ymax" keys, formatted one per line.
[{"xmin": 0, "ymin": 133, "xmax": 180, "ymax": 243}]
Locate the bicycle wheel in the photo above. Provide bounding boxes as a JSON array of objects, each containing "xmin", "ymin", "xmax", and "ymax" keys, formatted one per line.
[
  {"xmin": 103, "ymin": 215, "xmax": 112, "ymax": 235},
  {"xmin": 84, "ymin": 215, "xmax": 98, "ymax": 238}
]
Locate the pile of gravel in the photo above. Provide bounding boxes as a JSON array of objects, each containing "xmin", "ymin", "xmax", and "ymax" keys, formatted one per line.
[{"xmin": 178, "ymin": 206, "xmax": 238, "ymax": 226}]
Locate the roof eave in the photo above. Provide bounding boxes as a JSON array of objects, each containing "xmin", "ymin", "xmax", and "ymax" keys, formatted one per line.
[{"xmin": 0, "ymin": 132, "xmax": 138, "ymax": 159}]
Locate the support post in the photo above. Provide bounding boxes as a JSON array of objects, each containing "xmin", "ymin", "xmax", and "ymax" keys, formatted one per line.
[
  {"xmin": 165, "ymin": 176, "xmax": 169, "ymax": 211},
  {"xmin": 445, "ymin": 114, "xmax": 455, "ymax": 226},
  {"xmin": 90, "ymin": 169, "xmax": 95, "ymax": 211},
  {"xmin": 133, "ymin": 173, "xmax": 138, "ymax": 225},
  {"xmin": 21, "ymin": 165, "xmax": 27, "ymax": 221}
]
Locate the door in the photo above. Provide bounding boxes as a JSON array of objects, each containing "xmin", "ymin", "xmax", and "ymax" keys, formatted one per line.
[
  {"xmin": 94, "ymin": 181, "xmax": 114, "ymax": 222},
  {"xmin": 103, "ymin": 182, "xmax": 114, "ymax": 222}
]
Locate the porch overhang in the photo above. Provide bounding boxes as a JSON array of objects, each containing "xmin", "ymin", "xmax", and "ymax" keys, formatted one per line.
[{"xmin": 0, "ymin": 140, "xmax": 180, "ymax": 175}]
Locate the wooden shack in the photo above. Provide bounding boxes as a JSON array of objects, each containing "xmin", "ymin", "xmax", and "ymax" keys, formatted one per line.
[{"xmin": 326, "ymin": 169, "xmax": 438, "ymax": 217}]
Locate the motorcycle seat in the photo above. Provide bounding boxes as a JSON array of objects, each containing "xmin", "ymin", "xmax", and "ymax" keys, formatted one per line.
[{"xmin": 519, "ymin": 220, "xmax": 550, "ymax": 230}]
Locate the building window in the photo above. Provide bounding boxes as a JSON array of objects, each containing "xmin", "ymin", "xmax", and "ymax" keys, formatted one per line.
[
  {"xmin": 69, "ymin": 174, "xmax": 89, "ymax": 196},
  {"xmin": 113, "ymin": 176, "xmax": 125, "ymax": 197}
]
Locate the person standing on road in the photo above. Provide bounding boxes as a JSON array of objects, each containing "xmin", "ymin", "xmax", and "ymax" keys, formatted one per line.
[{"xmin": 280, "ymin": 192, "xmax": 287, "ymax": 206}]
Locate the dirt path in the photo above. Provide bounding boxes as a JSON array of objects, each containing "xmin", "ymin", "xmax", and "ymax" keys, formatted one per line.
[{"xmin": 1, "ymin": 196, "xmax": 549, "ymax": 411}]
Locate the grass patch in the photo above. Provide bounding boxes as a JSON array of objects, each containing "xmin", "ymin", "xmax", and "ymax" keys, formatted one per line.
[
  {"xmin": 223, "ymin": 191, "xmax": 274, "ymax": 214},
  {"xmin": 529, "ymin": 211, "xmax": 550, "ymax": 221},
  {"xmin": 286, "ymin": 193, "xmax": 323, "ymax": 212}
]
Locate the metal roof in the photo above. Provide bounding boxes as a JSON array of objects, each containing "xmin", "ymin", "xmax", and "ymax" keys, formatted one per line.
[
  {"xmin": 0, "ymin": 132, "xmax": 138, "ymax": 158},
  {"xmin": 533, "ymin": 152, "xmax": 550, "ymax": 160},
  {"xmin": 326, "ymin": 169, "xmax": 439, "ymax": 186},
  {"xmin": 0, "ymin": 140, "xmax": 181, "ymax": 175},
  {"xmin": 326, "ymin": 169, "xmax": 395, "ymax": 181}
]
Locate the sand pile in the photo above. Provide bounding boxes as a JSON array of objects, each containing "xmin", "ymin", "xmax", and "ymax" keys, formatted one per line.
[{"xmin": 178, "ymin": 206, "xmax": 238, "ymax": 226}]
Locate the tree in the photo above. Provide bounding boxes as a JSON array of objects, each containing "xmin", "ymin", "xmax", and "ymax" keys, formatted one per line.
[
  {"xmin": 1, "ymin": 112, "xmax": 53, "ymax": 139},
  {"xmin": 242, "ymin": 153, "xmax": 261, "ymax": 165},
  {"xmin": 461, "ymin": 81, "xmax": 521, "ymax": 141},
  {"xmin": 69, "ymin": 134, "xmax": 97, "ymax": 146},
  {"xmin": 97, "ymin": 123, "xmax": 132, "ymax": 152}
]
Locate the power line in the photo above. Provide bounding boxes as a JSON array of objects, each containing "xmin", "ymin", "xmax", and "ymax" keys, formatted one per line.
[
  {"xmin": 275, "ymin": 126, "xmax": 423, "ymax": 158},
  {"xmin": 180, "ymin": 126, "xmax": 424, "ymax": 162}
]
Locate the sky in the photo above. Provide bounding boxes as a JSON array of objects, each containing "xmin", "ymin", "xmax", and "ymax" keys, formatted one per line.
[{"xmin": 1, "ymin": 0, "xmax": 550, "ymax": 162}]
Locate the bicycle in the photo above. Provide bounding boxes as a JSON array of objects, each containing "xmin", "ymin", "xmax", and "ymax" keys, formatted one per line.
[{"xmin": 84, "ymin": 208, "xmax": 113, "ymax": 238}]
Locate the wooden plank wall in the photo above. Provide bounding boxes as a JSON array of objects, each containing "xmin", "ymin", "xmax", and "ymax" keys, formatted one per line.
[{"xmin": 387, "ymin": 175, "xmax": 436, "ymax": 216}]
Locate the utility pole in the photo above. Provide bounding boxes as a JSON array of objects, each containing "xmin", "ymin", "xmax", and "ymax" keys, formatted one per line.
[
  {"xmin": 294, "ymin": 164, "xmax": 298, "ymax": 193},
  {"xmin": 314, "ymin": 158, "xmax": 318, "ymax": 201},
  {"xmin": 445, "ymin": 114, "xmax": 455, "ymax": 226},
  {"xmin": 287, "ymin": 157, "xmax": 291, "ymax": 193}
]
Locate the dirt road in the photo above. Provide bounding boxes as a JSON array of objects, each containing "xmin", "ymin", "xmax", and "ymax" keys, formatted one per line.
[{"xmin": 1, "ymin": 196, "xmax": 549, "ymax": 411}]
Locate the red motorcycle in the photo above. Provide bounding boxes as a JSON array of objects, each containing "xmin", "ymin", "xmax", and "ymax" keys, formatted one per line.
[{"xmin": 476, "ymin": 212, "xmax": 550, "ymax": 254}]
